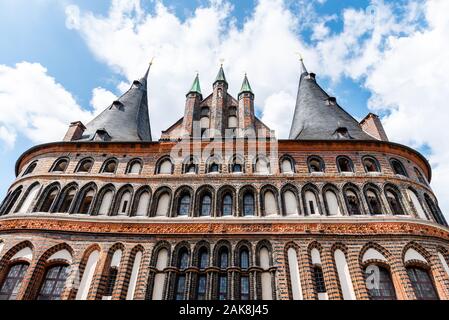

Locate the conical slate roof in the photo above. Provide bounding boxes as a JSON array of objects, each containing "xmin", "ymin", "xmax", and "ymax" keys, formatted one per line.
[
  {"xmin": 78, "ymin": 64, "xmax": 153, "ymax": 142},
  {"xmin": 214, "ymin": 65, "xmax": 227, "ymax": 84},
  {"xmin": 289, "ymin": 60, "xmax": 374, "ymax": 140},
  {"xmin": 239, "ymin": 74, "xmax": 253, "ymax": 95},
  {"xmin": 188, "ymin": 73, "xmax": 202, "ymax": 95}
]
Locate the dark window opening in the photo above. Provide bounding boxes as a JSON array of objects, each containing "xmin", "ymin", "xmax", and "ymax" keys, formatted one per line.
[
  {"xmin": 52, "ymin": 159, "xmax": 68, "ymax": 172},
  {"xmin": 0, "ymin": 263, "xmax": 29, "ymax": 300},
  {"xmin": 104, "ymin": 267, "xmax": 118, "ymax": 296},
  {"xmin": 337, "ymin": 157, "xmax": 354, "ymax": 173},
  {"xmin": 37, "ymin": 265, "xmax": 70, "ymax": 300},
  {"xmin": 391, "ymin": 159, "xmax": 407, "ymax": 176},
  {"xmin": 222, "ymin": 194, "xmax": 233, "ymax": 216},
  {"xmin": 313, "ymin": 266, "xmax": 326, "ymax": 293},
  {"xmin": 178, "ymin": 195, "xmax": 191, "ymax": 216},
  {"xmin": 200, "ymin": 195, "xmax": 212, "ymax": 216},
  {"xmin": 407, "ymin": 267, "xmax": 438, "ymax": 300},
  {"xmin": 243, "ymin": 193, "xmax": 255, "ymax": 216},
  {"xmin": 365, "ymin": 266, "xmax": 396, "ymax": 300}
]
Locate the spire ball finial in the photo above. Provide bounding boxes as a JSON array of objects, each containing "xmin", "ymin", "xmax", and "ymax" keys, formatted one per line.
[{"xmin": 219, "ymin": 58, "xmax": 225, "ymax": 66}]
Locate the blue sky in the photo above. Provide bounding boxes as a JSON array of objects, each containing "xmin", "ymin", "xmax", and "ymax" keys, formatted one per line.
[{"xmin": 1, "ymin": 0, "xmax": 448, "ymax": 218}]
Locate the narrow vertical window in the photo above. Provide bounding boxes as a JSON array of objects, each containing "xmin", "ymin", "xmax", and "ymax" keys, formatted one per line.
[{"xmin": 222, "ymin": 194, "xmax": 233, "ymax": 216}]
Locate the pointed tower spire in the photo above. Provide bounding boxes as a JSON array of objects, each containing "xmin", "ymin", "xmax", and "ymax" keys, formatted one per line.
[
  {"xmin": 239, "ymin": 73, "xmax": 253, "ymax": 96},
  {"xmin": 188, "ymin": 73, "xmax": 202, "ymax": 95},
  {"xmin": 289, "ymin": 57, "xmax": 374, "ymax": 141},
  {"xmin": 75, "ymin": 62, "xmax": 153, "ymax": 142},
  {"xmin": 214, "ymin": 63, "xmax": 227, "ymax": 84}
]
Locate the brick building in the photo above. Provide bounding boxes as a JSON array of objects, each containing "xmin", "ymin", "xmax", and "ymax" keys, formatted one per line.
[{"xmin": 0, "ymin": 59, "xmax": 448, "ymax": 300}]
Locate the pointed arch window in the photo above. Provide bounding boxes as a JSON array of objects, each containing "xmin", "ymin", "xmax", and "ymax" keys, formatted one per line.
[
  {"xmin": 366, "ymin": 189, "xmax": 383, "ymax": 215},
  {"xmin": 390, "ymin": 159, "xmax": 407, "ymax": 176},
  {"xmin": 386, "ymin": 188, "xmax": 404, "ymax": 215},
  {"xmin": 406, "ymin": 267, "xmax": 438, "ymax": 300},
  {"xmin": 23, "ymin": 161, "xmax": 37, "ymax": 176},
  {"xmin": 40, "ymin": 188, "xmax": 58, "ymax": 213},
  {"xmin": 414, "ymin": 167, "xmax": 427, "ymax": 184},
  {"xmin": 304, "ymin": 190, "xmax": 319, "ymax": 216},
  {"xmin": 60, "ymin": 187, "xmax": 76, "ymax": 213},
  {"xmin": 158, "ymin": 159, "xmax": 173, "ymax": 174},
  {"xmin": 17, "ymin": 184, "xmax": 40, "ymax": 214},
  {"xmin": 0, "ymin": 263, "xmax": 29, "ymax": 300},
  {"xmin": 324, "ymin": 190, "xmax": 341, "ymax": 216},
  {"xmin": 79, "ymin": 189, "xmax": 95, "ymax": 214},
  {"xmin": 345, "ymin": 189, "xmax": 362, "ymax": 215},
  {"xmin": 365, "ymin": 265, "xmax": 396, "ymax": 300},
  {"xmin": 37, "ymin": 264, "xmax": 70, "ymax": 300}
]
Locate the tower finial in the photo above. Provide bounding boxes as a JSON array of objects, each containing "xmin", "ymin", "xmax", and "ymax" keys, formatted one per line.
[{"xmin": 295, "ymin": 52, "xmax": 308, "ymax": 75}]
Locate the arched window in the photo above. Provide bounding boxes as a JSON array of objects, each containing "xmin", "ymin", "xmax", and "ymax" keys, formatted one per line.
[
  {"xmin": 51, "ymin": 158, "xmax": 69, "ymax": 173},
  {"xmin": 37, "ymin": 264, "xmax": 70, "ymax": 300},
  {"xmin": 222, "ymin": 194, "xmax": 233, "ymax": 216},
  {"xmin": 217, "ymin": 247, "xmax": 229, "ymax": 300},
  {"xmin": 79, "ymin": 189, "xmax": 95, "ymax": 214},
  {"xmin": 337, "ymin": 156, "xmax": 354, "ymax": 173},
  {"xmin": 17, "ymin": 184, "xmax": 40, "ymax": 214},
  {"xmin": 365, "ymin": 189, "xmax": 383, "ymax": 215},
  {"xmin": 151, "ymin": 248, "xmax": 169, "ymax": 300},
  {"xmin": 175, "ymin": 249, "xmax": 189, "ymax": 300},
  {"xmin": 183, "ymin": 158, "xmax": 198, "ymax": 174},
  {"xmin": 414, "ymin": 167, "xmax": 427, "ymax": 184},
  {"xmin": 243, "ymin": 193, "xmax": 255, "ymax": 216},
  {"xmin": 104, "ymin": 249, "xmax": 122, "ymax": 298},
  {"xmin": 263, "ymin": 190, "xmax": 278, "ymax": 216},
  {"xmin": 76, "ymin": 158, "xmax": 94, "ymax": 173},
  {"xmin": 135, "ymin": 191, "xmax": 150, "ymax": 217},
  {"xmin": 230, "ymin": 155, "xmax": 244, "ymax": 173},
  {"xmin": 76, "ymin": 250, "xmax": 100, "ymax": 300},
  {"xmin": 200, "ymin": 107, "xmax": 210, "ymax": 136},
  {"xmin": 324, "ymin": 190, "xmax": 341, "ymax": 216},
  {"xmin": 155, "ymin": 193, "xmax": 170, "ymax": 217},
  {"xmin": 101, "ymin": 159, "xmax": 118, "ymax": 174},
  {"xmin": 210, "ymin": 163, "xmax": 220, "ymax": 173},
  {"xmin": 117, "ymin": 191, "xmax": 132, "ymax": 216},
  {"xmin": 363, "ymin": 156, "xmax": 380, "ymax": 173},
  {"xmin": 0, "ymin": 263, "xmax": 29, "ymax": 300},
  {"xmin": 287, "ymin": 247, "xmax": 303, "ymax": 300},
  {"xmin": 228, "ymin": 107, "xmax": 237, "ymax": 128},
  {"xmin": 365, "ymin": 265, "xmax": 396, "ymax": 300},
  {"xmin": 126, "ymin": 250, "xmax": 142, "ymax": 300},
  {"xmin": 1, "ymin": 187, "xmax": 22, "ymax": 215},
  {"xmin": 178, "ymin": 194, "xmax": 191, "ymax": 216},
  {"xmin": 239, "ymin": 248, "xmax": 250, "ymax": 300},
  {"xmin": 310, "ymin": 247, "xmax": 327, "ymax": 300},
  {"xmin": 390, "ymin": 159, "xmax": 407, "ymax": 176},
  {"xmin": 407, "ymin": 189, "xmax": 427, "ymax": 220},
  {"xmin": 127, "ymin": 159, "xmax": 142, "ymax": 174},
  {"xmin": 157, "ymin": 159, "xmax": 173, "ymax": 174},
  {"xmin": 200, "ymin": 194, "xmax": 212, "ymax": 217},
  {"xmin": 334, "ymin": 249, "xmax": 356, "ymax": 300},
  {"xmin": 196, "ymin": 248, "xmax": 208, "ymax": 300},
  {"xmin": 40, "ymin": 188, "xmax": 58, "ymax": 213},
  {"xmin": 308, "ymin": 156, "xmax": 325, "ymax": 173},
  {"xmin": 23, "ymin": 161, "xmax": 37, "ymax": 176},
  {"xmin": 59, "ymin": 187, "xmax": 76, "ymax": 213},
  {"xmin": 304, "ymin": 190, "xmax": 319, "ymax": 216},
  {"xmin": 313, "ymin": 265, "xmax": 326, "ymax": 296},
  {"xmin": 385, "ymin": 188, "xmax": 404, "ymax": 215},
  {"xmin": 424, "ymin": 194, "xmax": 447, "ymax": 226},
  {"xmin": 345, "ymin": 189, "xmax": 362, "ymax": 215},
  {"xmin": 259, "ymin": 246, "xmax": 273, "ymax": 300},
  {"xmin": 283, "ymin": 190, "xmax": 298, "ymax": 216},
  {"xmin": 97, "ymin": 190, "xmax": 113, "ymax": 216},
  {"xmin": 255, "ymin": 157, "xmax": 270, "ymax": 174},
  {"xmin": 406, "ymin": 267, "xmax": 438, "ymax": 300},
  {"xmin": 280, "ymin": 157, "xmax": 294, "ymax": 173}
]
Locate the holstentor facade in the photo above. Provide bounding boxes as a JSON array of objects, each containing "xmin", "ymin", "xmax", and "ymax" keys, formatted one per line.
[{"xmin": 1, "ymin": 59, "xmax": 449, "ymax": 301}]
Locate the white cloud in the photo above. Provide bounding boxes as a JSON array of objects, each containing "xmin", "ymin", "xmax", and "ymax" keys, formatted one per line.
[
  {"xmin": 0, "ymin": 62, "xmax": 93, "ymax": 145},
  {"xmin": 64, "ymin": 0, "xmax": 317, "ymax": 141},
  {"xmin": 64, "ymin": 0, "xmax": 449, "ymax": 219},
  {"xmin": 90, "ymin": 87, "xmax": 117, "ymax": 116}
]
